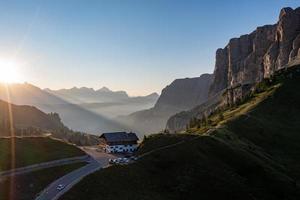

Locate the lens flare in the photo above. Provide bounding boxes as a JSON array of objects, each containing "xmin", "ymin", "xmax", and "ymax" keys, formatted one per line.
[
  {"xmin": 0, "ymin": 59, "xmax": 21, "ymax": 83},
  {"xmin": 2, "ymin": 84, "xmax": 16, "ymax": 198}
]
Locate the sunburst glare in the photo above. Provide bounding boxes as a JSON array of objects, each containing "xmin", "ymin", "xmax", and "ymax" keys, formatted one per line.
[{"xmin": 0, "ymin": 59, "xmax": 22, "ymax": 83}]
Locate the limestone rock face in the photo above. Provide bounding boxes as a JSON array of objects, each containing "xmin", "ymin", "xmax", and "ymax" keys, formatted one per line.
[
  {"xmin": 209, "ymin": 7, "xmax": 300, "ymax": 97},
  {"xmin": 209, "ymin": 48, "xmax": 228, "ymax": 95},
  {"xmin": 167, "ymin": 7, "xmax": 300, "ymax": 133},
  {"xmin": 289, "ymin": 34, "xmax": 300, "ymax": 60}
]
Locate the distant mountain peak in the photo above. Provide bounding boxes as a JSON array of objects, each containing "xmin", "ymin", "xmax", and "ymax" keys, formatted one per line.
[
  {"xmin": 146, "ymin": 92, "xmax": 159, "ymax": 98},
  {"xmin": 69, "ymin": 86, "xmax": 94, "ymax": 91},
  {"xmin": 98, "ymin": 86, "xmax": 111, "ymax": 92},
  {"xmin": 80, "ymin": 87, "xmax": 95, "ymax": 91}
]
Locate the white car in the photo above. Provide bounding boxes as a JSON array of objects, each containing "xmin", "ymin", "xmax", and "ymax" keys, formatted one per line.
[
  {"xmin": 57, "ymin": 184, "xmax": 65, "ymax": 191},
  {"xmin": 109, "ymin": 157, "xmax": 133, "ymax": 165},
  {"xmin": 119, "ymin": 158, "xmax": 130, "ymax": 163},
  {"xmin": 109, "ymin": 158, "xmax": 116, "ymax": 164}
]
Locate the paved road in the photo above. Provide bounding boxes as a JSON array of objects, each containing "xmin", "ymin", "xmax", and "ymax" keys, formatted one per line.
[
  {"xmin": 36, "ymin": 147, "xmax": 116, "ymax": 200},
  {"xmin": 0, "ymin": 156, "xmax": 88, "ymax": 180},
  {"xmin": 0, "ymin": 134, "xmax": 52, "ymax": 139}
]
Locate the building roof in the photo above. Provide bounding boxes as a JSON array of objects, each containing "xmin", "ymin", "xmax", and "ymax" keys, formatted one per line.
[{"xmin": 99, "ymin": 132, "xmax": 139, "ymax": 143}]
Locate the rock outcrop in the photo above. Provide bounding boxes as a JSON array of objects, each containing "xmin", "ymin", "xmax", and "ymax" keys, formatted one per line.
[
  {"xmin": 210, "ymin": 7, "xmax": 300, "ymax": 97},
  {"xmin": 167, "ymin": 7, "xmax": 300, "ymax": 132}
]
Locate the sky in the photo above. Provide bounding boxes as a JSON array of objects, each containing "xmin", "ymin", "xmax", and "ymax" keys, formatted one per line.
[{"xmin": 0, "ymin": 0, "xmax": 299, "ymax": 96}]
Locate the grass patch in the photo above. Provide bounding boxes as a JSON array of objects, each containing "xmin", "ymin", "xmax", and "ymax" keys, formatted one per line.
[
  {"xmin": 0, "ymin": 162, "xmax": 86, "ymax": 200},
  {"xmin": 0, "ymin": 137, "xmax": 85, "ymax": 171},
  {"xmin": 137, "ymin": 134, "xmax": 197, "ymax": 155},
  {"xmin": 186, "ymin": 84, "xmax": 279, "ymax": 135}
]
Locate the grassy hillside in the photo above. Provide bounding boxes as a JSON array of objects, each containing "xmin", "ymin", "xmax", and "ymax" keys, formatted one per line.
[
  {"xmin": 61, "ymin": 66, "xmax": 300, "ymax": 200},
  {"xmin": 0, "ymin": 137, "xmax": 85, "ymax": 171},
  {"xmin": 0, "ymin": 99, "xmax": 100, "ymax": 146},
  {"xmin": 0, "ymin": 99, "xmax": 67, "ymax": 134},
  {"xmin": 0, "ymin": 162, "xmax": 86, "ymax": 200}
]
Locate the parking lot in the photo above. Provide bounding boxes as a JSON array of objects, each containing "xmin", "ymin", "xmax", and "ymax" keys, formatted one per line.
[{"xmin": 80, "ymin": 146, "xmax": 118, "ymax": 166}]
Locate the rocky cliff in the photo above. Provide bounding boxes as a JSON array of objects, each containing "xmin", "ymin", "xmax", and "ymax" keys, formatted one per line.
[
  {"xmin": 167, "ymin": 7, "xmax": 300, "ymax": 132},
  {"xmin": 210, "ymin": 7, "xmax": 300, "ymax": 97}
]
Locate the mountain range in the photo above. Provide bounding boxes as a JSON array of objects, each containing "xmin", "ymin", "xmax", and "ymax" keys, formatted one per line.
[
  {"xmin": 45, "ymin": 86, "xmax": 158, "ymax": 104},
  {"xmin": 0, "ymin": 83, "xmax": 130, "ymax": 134},
  {"xmin": 45, "ymin": 87, "xmax": 159, "ymax": 118},
  {"xmin": 117, "ymin": 74, "xmax": 213, "ymax": 134}
]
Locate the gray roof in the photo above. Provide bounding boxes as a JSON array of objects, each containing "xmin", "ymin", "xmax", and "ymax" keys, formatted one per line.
[{"xmin": 100, "ymin": 132, "xmax": 139, "ymax": 143}]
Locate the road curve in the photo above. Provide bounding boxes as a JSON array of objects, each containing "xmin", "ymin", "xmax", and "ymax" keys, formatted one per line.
[
  {"xmin": 35, "ymin": 147, "xmax": 117, "ymax": 200},
  {"xmin": 36, "ymin": 158, "xmax": 101, "ymax": 200}
]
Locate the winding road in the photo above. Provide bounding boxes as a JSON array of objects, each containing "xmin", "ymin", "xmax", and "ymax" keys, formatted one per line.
[{"xmin": 35, "ymin": 147, "xmax": 117, "ymax": 200}]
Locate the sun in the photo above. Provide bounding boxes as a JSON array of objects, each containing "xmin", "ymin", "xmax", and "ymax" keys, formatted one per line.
[{"xmin": 0, "ymin": 59, "xmax": 21, "ymax": 83}]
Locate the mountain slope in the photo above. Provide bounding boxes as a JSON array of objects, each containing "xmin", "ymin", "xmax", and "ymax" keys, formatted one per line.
[
  {"xmin": 0, "ymin": 137, "xmax": 85, "ymax": 171},
  {"xmin": 60, "ymin": 65, "xmax": 300, "ymax": 200},
  {"xmin": 167, "ymin": 7, "xmax": 300, "ymax": 132},
  {"xmin": 0, "ymin": 99, "xmax": 64, "ymax": 135},
  {"xmin": 0, "ymin": 83, "xmax": 127, "ymax": 133},
  {"xmin": 118, "ymin": 74, "xmax": 213, "ymax": 134},
  {"xmin": 155, "ymin": 74, "xmax": 212, "ymax": 110},
  {"xmin": 0, "ymin": 100, "xmax": 99, "ymax": 145}
]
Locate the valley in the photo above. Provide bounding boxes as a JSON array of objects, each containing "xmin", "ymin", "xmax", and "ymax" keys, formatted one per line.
[{"xmin": 1, "ymin": 3, "xmax": 300, "ymax": 200}]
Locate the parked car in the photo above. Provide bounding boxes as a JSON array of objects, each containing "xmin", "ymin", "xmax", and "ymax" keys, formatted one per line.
[
  {"xmin": 130, "ymin": 156, "xmax": 138, "ymax": 161},
  {"xmin": 109, "ymin": 157, "xmax": 131, "ymax": 165},
  {"xmin": 109, "ymin": 158, "xmax": 115, "ymax": 164},
  {"xmin": 57, "ymin": 184, "xmax": 65, "ymax": 191}
]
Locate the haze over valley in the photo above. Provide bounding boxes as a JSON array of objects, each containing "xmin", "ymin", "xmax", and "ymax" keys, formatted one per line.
[{"xmin": 1, "ymin": 1, "xmax": 300, "ymax": 200}]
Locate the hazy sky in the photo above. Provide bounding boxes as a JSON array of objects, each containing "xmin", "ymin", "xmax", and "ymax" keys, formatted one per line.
[{"xmin": 0, "ymin": 0, "xmax": 298, "ymax": 96}]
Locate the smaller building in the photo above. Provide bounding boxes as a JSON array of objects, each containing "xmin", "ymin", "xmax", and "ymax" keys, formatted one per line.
[{"xmin": 99, "ymin": 132, "xmax": 139, "ymax": 153}]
